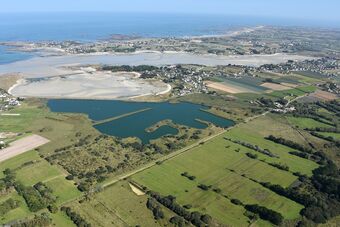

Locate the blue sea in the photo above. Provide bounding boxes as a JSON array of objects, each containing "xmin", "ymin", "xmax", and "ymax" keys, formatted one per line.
[{"xmin": 0, "ymin": 12, "xmax": 338, "ymax": 64}]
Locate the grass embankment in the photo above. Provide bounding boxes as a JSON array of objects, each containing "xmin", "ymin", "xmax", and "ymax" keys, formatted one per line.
[{"xmin": 92, "ymin": 108, "xmax": 152, "ymax": 126}]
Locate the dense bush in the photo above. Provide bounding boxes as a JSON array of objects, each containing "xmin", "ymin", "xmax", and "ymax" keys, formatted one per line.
[
  {"xmin": 61, "ymin": 206, "xmax": 91, "ymax": 227},
  {"xmin": 146, "ymin": 198, "xmax": 164, "ymax": 220},
  {"xmin": 11, "ymin": 213, "xmax": 51, "ymax": 227},
  {"xmin": 246, "ymin": 153, "xmax": 258, "ymax": 159},
  {"xmin": 0, "ymin": 198, "xmax": 19, "ymax": 216},
  {"xmin": 266, "ymin": 135, "xmax": 313, "ymax": 154},
  {"xmin": 148, "ymin": 191, "xmax": 211, "ymax": 227},
  {"xmin": 224, "ymin": 137, "xmax": 277, "ymax": 158},
  {"xmin": 181, "ymin": 172, "xmax": 196, "ymax": 181},
  {"xmin": 244, "ymin": 204, "xmax": 283, "ymax": 225},
  {"xmin": 16, "ymin": 185, "xmax": 47, "ymax": 212},
  {"xmin": 268, "ymin": 162, "xmax": 290, "ymax": 171}
]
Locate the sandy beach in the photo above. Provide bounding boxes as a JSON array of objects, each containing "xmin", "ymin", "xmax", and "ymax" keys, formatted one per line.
[
  {"xmin": 0, "ymin": 52, "xmax": 314, "ymax": 78},
  {"xmin": 0, "ymin": 51, "xmax": 313, "ymax": 100},
  {"xmin": 9, "ymin": 71, "xmax": 170, "ymax": 100}
]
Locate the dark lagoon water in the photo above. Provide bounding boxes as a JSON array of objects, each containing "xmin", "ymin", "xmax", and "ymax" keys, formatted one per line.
[{"xmin": 47, "ymin": 99, "xmax": 234, "ymax": 143}]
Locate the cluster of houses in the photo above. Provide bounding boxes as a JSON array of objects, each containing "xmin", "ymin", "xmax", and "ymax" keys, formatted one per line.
[
  {"xmin": 259, "ymin": 57, "xmax": 339, "ymax": 78},
  {"xmin": 272, "ymin": 102, "xmax": 296, "ymax": 113},
  {"xmin": 158, "ymin": 65, "xmax": 210, "ymax": 96},
  {"xmin": 0, "ymin": 91, "xmax": 22, "ymax": 112}
]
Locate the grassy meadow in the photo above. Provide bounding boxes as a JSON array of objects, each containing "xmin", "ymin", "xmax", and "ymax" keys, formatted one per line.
[{"xmin": 132, "ymin": 115, "xmax": 319, "ymax": 225}]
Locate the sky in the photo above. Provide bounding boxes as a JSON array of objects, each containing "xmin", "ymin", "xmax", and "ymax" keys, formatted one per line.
[{"xmin": 1, "ymin": 0, "xmax": 340, "ymax": 22}]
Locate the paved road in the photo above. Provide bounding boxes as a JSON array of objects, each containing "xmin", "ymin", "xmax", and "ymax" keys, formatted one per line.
[{"xmin": 0, "ymin": 134, "xmax": 49, "ymax": 163}]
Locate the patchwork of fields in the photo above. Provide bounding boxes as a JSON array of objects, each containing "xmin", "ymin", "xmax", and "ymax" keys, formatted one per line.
[
  {"xmin": 0, "ymin": 150, "xmax": 81, "ymax": 225},
  {"xmin": 132, "ymin": 115, "xmax": 319, "ymax": 226}
]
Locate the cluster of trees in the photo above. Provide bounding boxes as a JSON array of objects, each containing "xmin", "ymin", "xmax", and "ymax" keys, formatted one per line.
[
  {"xmin": 307, "ymin": 127, "xmax": 340, "ymax": 133},
  {"xmin": 3, "ymin": 169, "xmax": 56, "ymax": 213},
  {"xmin": 268, "ymin": 162, "xmax": 290, "ymax": 171},
  {"xmin": 0, "ymin": 198, "xmax": 19, "ymax": 216},
  {"xmin": 169, "ymin": 216, "xmax": 186, "ymax": 227},
  {"xmin": 11, "ymin": 213, "xmax": 51, "ymax": 227},
  {"xmin": 140, "ymin": 72, "xmax": 158, "ymax": 79},
  {"xmin": 266, "ymin": 135, "xmax": 313, "ymax": 154},
  {"xmin": 289, "ymin": 151, "xmax": 309, "ymax": 159},
  {"xmin": 246, "ymin": 153, "xmax": 258, "ymax": 159},
  {"xmin": 16, "ymin": 184, "xmax": 49, "ymax": 212},
  {"xmin": 310, "ymin": 132, "xmax": 340, "ymax": 147},
  {"xmin": 190, "ymin": 130, "xmax": 202, "ymax": 140},
  {"xmin": 260, "ymin": 158, "xmax": 340, "ymax": 224},
  {"xmin": 197, "ymin": 184, "xmax": 211, "ymax": 191},
  {"xmin": 146, "ymin": 198, "xmax": 165, "ymax": 220},
  {"xmin": 302, "ymin": 161, "xmax": 340, "ymax": 224},
  {"xmin": 260, "ymin": 182, "xmax": 315, "ymax": 206},
  {"xmin": 101, "ymin": 65, "xmax": 158, "ymax": 73},
  {"xmin": 257, "ymin": 97, "xmax": 274, "ymax": 107},
  {"xmin": 316, "ymin": 101, "xmax": 340, "ymax": 116},
  {"xmin": 224, "ymin": 137, "xmax": 277, "ymax": 158},
  {"xmin": 148, "ymin": 191, "xmax": 212, "ymax": 227},
  {"xmin": 180, "ymin": 172, "xmax": 196, "ymax": 181},
  {"xmin": 33, "ymin": 182, "xmax": 57, "ymax": 213},
  {"xmin": 244, "ymin": 204, "xmax": 283, "ymax": 225},
  {"xmin": 293, "ymin": 103, "xmax": 337, "ymax": 126},
  {"xmin": 61, "ymin": 206, "xmax": 91, "ymax": 227}
]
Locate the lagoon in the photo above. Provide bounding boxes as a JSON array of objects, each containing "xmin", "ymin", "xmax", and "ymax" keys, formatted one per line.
[{"xmin": 47, "ymin": 99, "xmax": 234, "ymax": 143}]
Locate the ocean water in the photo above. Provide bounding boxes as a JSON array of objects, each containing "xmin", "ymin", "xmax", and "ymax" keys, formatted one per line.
[
  {"xmin": 0, "ymin": 12, "xmax": 337, "ymax": 64},
  {"xmin": 0, "ymin": 45, "xmax": 34, "ymax": 64},
  {"xmin": 1, "ymin": 12, "xmax": 336, "ymax": 42}
]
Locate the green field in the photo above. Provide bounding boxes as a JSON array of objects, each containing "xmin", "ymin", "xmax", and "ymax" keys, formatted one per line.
[
  {"xmin": 130, "ymin": 115, "xmax": 323, "ymax": 225},
  {"xmin": 225, "ymin": 116, "xmax": 319, "ymax": 176},
  {"xmin": 133, "ymin": 134, "xmax": 304, "ymax": 225},
  {"xmin": 15, "ymin": 160, "xmax": 62, "ymax": 186},
  {"xmin": 50, "ymin": 211, "xmax": 76, "ymax": 227},
  {"xmin": 0, "ymin": 150, "xmax": 40, "ymax": 178},
  {"xmin": 287, "ymin": 116, "xmax": 333, "ymax": 129},
  {"xmin": 268, "ymin": 85, "xmax": 316, "ymax": 99},
  {"xmin": 319, "ymin": 132, "xmax": 340, "ymax": 140},
  {"xmin": 44, "ymin": 176, "xmax": 82, "ymax": 205},
  {"xmin": 0, "ymin": 191, "xmax": 31, "ymax": 224},
  {"xmin": 131, "ymin": 117, "xmax": 316, "ymax": 225},
  {"xmin": 0, "ymin": 150, "xmax": 81, "ymax": 225},
  {"xmin": 213, "ymin": 76, "xmax": 269, "ymax": 93},
  {"xmin": 70, "ymin": 181, "xmax": 170, "ymax": 227}
]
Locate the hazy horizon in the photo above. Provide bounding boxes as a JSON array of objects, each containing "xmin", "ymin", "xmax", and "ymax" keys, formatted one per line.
[{"xmin": 1, "ymin": 0, "xmax": 340, "ymax": 23}]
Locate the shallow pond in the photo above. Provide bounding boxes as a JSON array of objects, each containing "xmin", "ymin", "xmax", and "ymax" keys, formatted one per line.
[{"xmin": 48, "ymin": 99, "xmax": 234, "ymax": 143}]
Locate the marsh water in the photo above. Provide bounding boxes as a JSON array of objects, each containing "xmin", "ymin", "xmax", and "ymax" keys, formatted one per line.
[{"xmin": 48, "ymin": 99, "xmax": 234, "ymax": 143}]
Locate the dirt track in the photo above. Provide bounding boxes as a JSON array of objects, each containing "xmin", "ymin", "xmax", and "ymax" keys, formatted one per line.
[{"xmin": 0, "ymin": 134, "xmax": 49, "ymax": 163}]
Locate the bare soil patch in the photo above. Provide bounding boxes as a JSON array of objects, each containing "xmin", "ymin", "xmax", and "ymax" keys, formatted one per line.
[
  {"xmin": 129, "ymin": 183, "xmax": 145, "ymax": 196},
  {"xmin": 0, "ymin": 134, "xmax": 49, "ymax": 163},
  {"xmin": 261, "ymin": 82, "xmax": 292, "ymax": 91},
  {"xmin": 310, "ymin": 90, "xmax": 338, "ymax": 101},
  {"xmin": 205, "ymin": 81, "xmax": 249, "ymax": 94}
]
